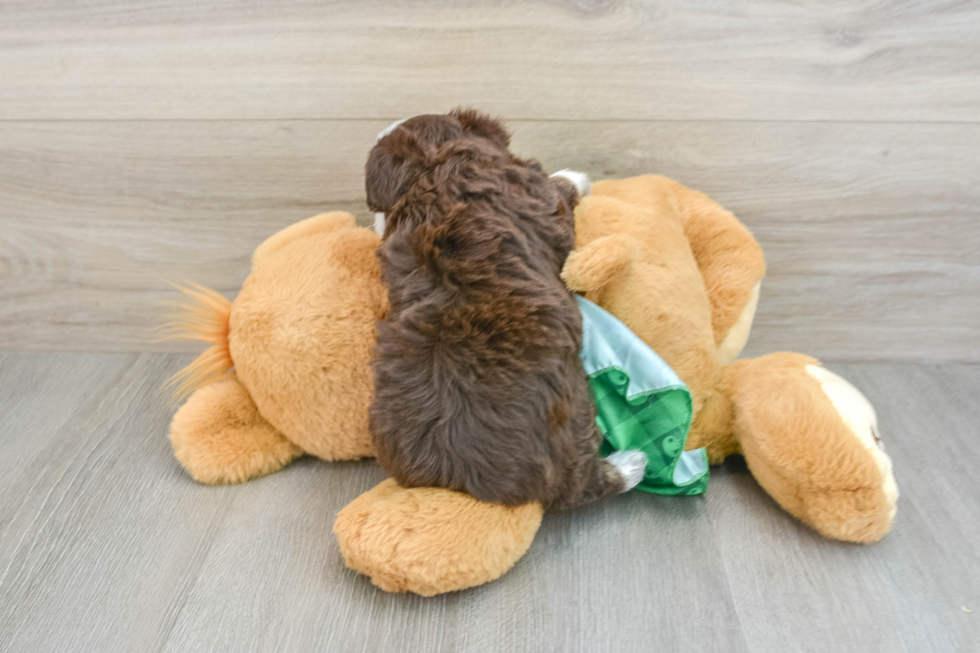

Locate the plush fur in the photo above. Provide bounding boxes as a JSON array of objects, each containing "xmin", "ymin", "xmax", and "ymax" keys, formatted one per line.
[
  {"xmin": 566, "ymin": 175, "xmax": 897, "ymax": 543},
  {"xmin": 165, "ymin": 174, "xmax": 897, "ymax": 598},
  {"xmin": 334, "ymin": 479, "xmax": 544, "ymax": 596},
  {"xmin": 365, "ymin": 110, "xmax": 631, "ymax": 510},
  {"xmin": 728, "ymin": 354, "xmax": 896, "ymax": 542},
  {"xmin": 230, "ymin": 212, "xmax": 385, "ymax": 461},
  {"xmin": 170, "ymin": 378, "xmax": 302, "ymax": 484},
  {"xmin": 167, "ymin": 212, "xmax": 386, "ymax": 471},
  {"xmin": 337, "ymin": 175, "xmax": 897, "ymax": 594},
  {"xmin": 562, "ymin": 181, "xmax": 722, "ymax": 416},
  {"xmin": 160, "ymin": 283, "xmax": 234, "ymax": 400},
  {"xmin": 577, "ymin": 175, "xmax": 766, "ymax": 349},
  {"xmin": 166, "ymin": 209, "xmax": 548, "ymax": 591}
]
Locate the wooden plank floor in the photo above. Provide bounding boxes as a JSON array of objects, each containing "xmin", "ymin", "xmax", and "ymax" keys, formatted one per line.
[{"xmin": 1, "ymin": 352, "xmax": 977, "ymax": 652}]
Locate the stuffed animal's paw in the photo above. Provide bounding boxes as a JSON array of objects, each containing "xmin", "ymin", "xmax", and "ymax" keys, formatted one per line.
[
  {"xmin": 334, "ymin": 479, "xmax": 544, "ymax": 596},
  {"xmin": 561, "ymin": 233, "xmax": 634, "ymax": 294},
  {"xmin": 169, "ymin": 379, "xmax": 302, "ymax": 485}
]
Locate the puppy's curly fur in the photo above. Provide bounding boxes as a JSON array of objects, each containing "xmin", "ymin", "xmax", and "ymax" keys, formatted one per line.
[{"xmin": 366, "ymin": 109, "xmax": 627, "ymax": 510}]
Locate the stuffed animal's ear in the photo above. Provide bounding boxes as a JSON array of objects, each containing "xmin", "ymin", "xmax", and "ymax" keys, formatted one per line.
[
  {"xmin": 451, "ymin": 108, "xmax": 511, "ymax": 148},
  {"xmin": 561, "ymin": 234, "xmax": 634, "ymax": 293},
  {"xmin": 365, "ymin": 129, "xmax": 427, "ymax": 214}
]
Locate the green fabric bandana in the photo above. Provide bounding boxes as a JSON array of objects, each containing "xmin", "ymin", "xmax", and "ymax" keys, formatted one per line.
[{"xmin": 577, "ymin": 296, "xmax": 709, "ymax": 495}]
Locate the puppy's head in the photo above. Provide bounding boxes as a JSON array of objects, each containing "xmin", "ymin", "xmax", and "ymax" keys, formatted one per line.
[{"xmin": 365, "ymin": 109, "xmax": 511, "ymax": 215}]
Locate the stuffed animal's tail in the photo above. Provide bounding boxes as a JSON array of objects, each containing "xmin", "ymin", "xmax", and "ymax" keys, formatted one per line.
[{"xmin": 158, "ymin": 283, "xmax": 234, "ymax": 400}]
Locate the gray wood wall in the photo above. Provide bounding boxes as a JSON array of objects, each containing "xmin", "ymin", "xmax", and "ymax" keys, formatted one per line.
[{"xmin": 2, "ymin": 1, "xmax": 978, "ymax": 360}]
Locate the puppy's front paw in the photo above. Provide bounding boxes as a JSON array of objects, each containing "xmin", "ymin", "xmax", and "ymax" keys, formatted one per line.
[
  {"xmin": 606, "ymin": 450, "xmax": 648, "ymax": 492},
  {"xmin": 550, "ymin": 169, "xmax": 591, "ymax": 197}
]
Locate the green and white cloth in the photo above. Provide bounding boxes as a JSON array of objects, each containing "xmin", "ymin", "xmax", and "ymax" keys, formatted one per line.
[{"xmin": 577, "ymin": 296, "xmax": 709, "ymax": 495}]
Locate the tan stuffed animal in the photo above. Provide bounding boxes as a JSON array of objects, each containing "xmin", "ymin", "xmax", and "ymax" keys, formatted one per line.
[
  {"xmin": 561, "ymin": 175, "xmax": 898, "ymax": 540},
  {"xmin": 166, "ymin": 176, "xmax": 897, "ymax": 597},
  {"xmin": 167, "ymin": 211, "xmax": 384, "ymax": 482}
]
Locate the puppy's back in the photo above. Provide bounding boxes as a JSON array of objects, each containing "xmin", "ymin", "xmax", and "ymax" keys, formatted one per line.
[
  {"xmin": 371, "ymin": 164, "xmax": 595, "ymax": 506},
  {"xmin": 367, "ymin": 110, "xmax": 607, "ymax": 509}
]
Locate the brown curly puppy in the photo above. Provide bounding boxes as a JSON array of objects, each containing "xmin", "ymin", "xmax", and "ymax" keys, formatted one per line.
[{"xmin": 365, "ymin": 109, "xmax": 645, "ymax": 510}]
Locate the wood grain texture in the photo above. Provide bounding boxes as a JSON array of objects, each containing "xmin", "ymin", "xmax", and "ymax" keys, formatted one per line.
[
  {"xmin": 1, "ymin": 353, "xmax": 978, "ymax": 652},
  {"xmin": 2, "ymin": 120, "xmax": 977, "ymax": 359},
  {"xmin": 2, "ymin": 0, "xmax": 979, "ymax": 121},
  {"xmin": 0, "ymin": 353, "xmax": 238, "ymax": 651}
]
